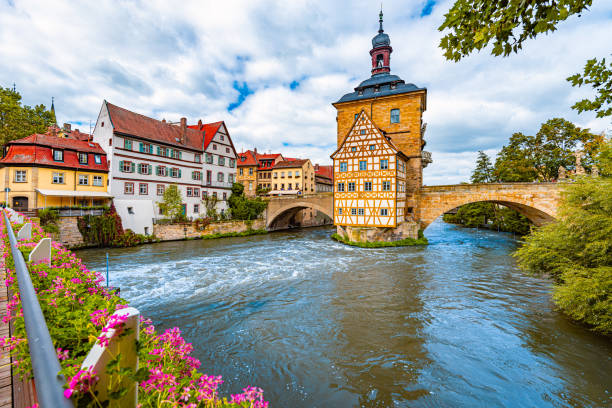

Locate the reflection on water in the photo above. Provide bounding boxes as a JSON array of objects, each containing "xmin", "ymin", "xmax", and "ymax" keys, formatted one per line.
[{"xmin": 76, "ymin": 219, "xmax": 612, "ymax": 407}]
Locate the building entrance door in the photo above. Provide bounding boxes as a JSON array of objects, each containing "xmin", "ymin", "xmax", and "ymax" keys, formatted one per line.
[{"xmin": 12, "ymin": 197, "xmax": 28, "ymax": 211}]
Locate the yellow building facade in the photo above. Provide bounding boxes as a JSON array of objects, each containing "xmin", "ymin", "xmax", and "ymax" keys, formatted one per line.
[{"xmin": 0, "ymin": 131, "xmax": 111, "ymax": 212}]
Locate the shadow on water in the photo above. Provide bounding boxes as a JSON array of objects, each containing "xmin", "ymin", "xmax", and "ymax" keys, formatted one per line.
[{"xmin": 76, "ymin": 221, "xmax": 612, "ymax": 408}]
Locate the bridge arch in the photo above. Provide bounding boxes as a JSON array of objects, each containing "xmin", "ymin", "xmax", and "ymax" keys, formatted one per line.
[
  {"xmin": 417, "ymin": 183, "xmax": 561, "ymax": 230},
  {"xmin": 265, "ymin": 194, "xmax": 334, "ymax": 230}
]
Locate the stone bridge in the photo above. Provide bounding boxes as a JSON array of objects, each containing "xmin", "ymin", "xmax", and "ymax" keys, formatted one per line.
[
  {"xmin": 417, "ymin": 182, "xmax": 562, "ymax": 229},
  {"xmin": 264, "ymin": 183, "xmax": 562, "ymax": 232},
  {"xmin": 265, "ymin": 193, "xmax": 333, "ymax": 230}
]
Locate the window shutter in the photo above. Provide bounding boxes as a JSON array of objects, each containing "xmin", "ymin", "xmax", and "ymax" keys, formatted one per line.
[
  {"xmin": 137, "ymin": 164, "xmax": 141, "ymax": 174},
  {"xmin": 178, "ymin": 169, "xmax": 182, "ymax": 178},
  {"xmin": 156, "ymin": 146, "xmax": 161, "ymax": 155},
  {"xmin": 139, "ymin": 142, "xmax": 144, "ymax": 152},
  {"xmin": 178, "ymin": 151, "xmax": 182, "ymax": 159},
  {"xmin": 119, "ymin": 160, "xmax": 124, "ymax": 171}
]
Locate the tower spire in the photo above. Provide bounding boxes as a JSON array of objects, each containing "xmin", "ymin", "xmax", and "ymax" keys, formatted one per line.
[{"xmin": 379, "ymin": 5, "xmax": 384, "ymax": 33}]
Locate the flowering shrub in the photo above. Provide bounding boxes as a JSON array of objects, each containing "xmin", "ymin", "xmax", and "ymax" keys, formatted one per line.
[{"xmin": 0, "ymin": 213, "xmax": 268, "ymax": 407}]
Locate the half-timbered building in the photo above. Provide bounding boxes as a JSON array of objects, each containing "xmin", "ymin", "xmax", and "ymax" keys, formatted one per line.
[{"xmin": 331, "ymin": 110, "xmax": 407, "ymax": 228}]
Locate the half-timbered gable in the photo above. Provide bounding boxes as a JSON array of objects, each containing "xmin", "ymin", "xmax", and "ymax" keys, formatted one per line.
[{"xmin": 332, "ymin": 110, "xmax": 403, "ymax": 228}]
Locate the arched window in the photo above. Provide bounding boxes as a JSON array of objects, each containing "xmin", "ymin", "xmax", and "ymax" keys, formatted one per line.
[{"xmin": 376, "ymin": 54, "xmax": 384, "ymax": 67}]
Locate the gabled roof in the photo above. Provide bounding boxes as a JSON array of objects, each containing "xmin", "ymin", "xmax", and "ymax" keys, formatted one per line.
[
  {"xmin": 330, "ymin": 109, "xmax": 405, "ymax": 160},
  {"xmin": 237, "ymin": 150, "xmax": 258, "ymax": 166},
  {"xmin": 315, "ymin": 164, "xmax": 333, "ymax": 179},
  {"xmin": 273, "ymin": 159, "xmax": 309, "ymax": 169},
  {"xmin": 8, "ymin": 133, "xmax": 106, "ymax": 154},
  {"xmin": 187, "ymin": 121, "xmax": 222, "ymax": 150},
  {"xmin": 105, "ymin": 101, "xmax": 204, "ymax": 151}
]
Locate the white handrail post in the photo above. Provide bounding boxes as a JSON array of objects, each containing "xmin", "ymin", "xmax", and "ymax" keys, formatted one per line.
[{"xmin": 28, "ymin": 237, "xmax": 51, "ymax": 266}]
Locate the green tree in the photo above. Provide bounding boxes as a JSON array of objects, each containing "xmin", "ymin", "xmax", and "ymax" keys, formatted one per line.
[
  {"xmin": 438, "ymin": 0, "xmax": 593, "ymax": 61},
  {"xmin": 494, "ymin": 119, "xmax": 599, "ymax": 182},
  {"xmin": 0, "ymin": 86, "xmax": 56, "ymax": 148},
  {"xmin": 514, "ymin": 141, "xmax": 612, "ymax": 335},
  {"xmin": 159, "ymin": 185, "xmax": 184, "ymax": 221},
  {"xmin": 227, "ymin": 183, "xmax": 267, "ymax": 221},
  {"xmin": 567, "ymin": 57, "xmax": 612, "ymax": 118},
  {"xmin": 471, "ymin": 151, "xmax": 494, "ymax": 183}
]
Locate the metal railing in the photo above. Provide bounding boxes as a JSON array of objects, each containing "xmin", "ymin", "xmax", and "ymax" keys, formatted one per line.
[{"xmin": 2, "ymin": 210, "xmax": 74, "ymax": 408}]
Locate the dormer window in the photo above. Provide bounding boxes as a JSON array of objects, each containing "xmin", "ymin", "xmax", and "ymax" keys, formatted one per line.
[
  {"xmin": 374, "ymin": 86, "xmax": 380, "ymax": 93},
  {"xmin": 78, "ymin": 152, "xmax": 88, "ymax": 164},
  {"xmin": 358, "ymin": 90, "xmax": 363, "ymax": 96},
  {"xmin": 390, "ymin": 83, "xmax": 396, "ymax": 90},
  {"xmin": 94, "ymin": 154, "xmax": 101, "ymax": 164},
  {"xmin": 53, "ymin": 149, "xmax": 63, "ymax": 162}
]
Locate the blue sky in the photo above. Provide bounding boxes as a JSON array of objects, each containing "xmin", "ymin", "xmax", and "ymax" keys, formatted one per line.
[{"xmin": 1, "ymin": 0, "xmax": 610, "ymax": 184}]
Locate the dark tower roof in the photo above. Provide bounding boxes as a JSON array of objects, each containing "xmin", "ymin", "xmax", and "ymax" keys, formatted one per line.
[{"xmin": 334, "ymin": 9, "xmax": 425, "ymax": 104}]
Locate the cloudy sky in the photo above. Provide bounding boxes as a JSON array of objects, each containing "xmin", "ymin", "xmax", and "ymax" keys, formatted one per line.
[{"xmin": 1, "ymin": 0, "xmax": 610, "ymax": 184}]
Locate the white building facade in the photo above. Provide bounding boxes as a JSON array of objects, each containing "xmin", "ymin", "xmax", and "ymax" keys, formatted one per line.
[{"xmin": 92, "ymin": 101, "xmax": 237, "ymax": 234}]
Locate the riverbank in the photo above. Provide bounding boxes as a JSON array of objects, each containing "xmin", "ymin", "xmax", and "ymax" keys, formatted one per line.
[{"xmin": 331, "ymin": 232, "xmax": 428, "ymax": 247}]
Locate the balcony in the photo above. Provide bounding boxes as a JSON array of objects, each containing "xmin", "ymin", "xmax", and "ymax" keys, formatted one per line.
[{"xmin": 203, "ymin": 181, "xmax": 234, "ymax": 188}]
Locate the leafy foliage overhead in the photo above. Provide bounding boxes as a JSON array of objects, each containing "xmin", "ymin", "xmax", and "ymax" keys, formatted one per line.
[
  {"xmin": 567, "ymin": 57, "xmax": 612, "ymax": 118},
  {"xmin": 438, "ymin": 0, "xmax": 593, "ymax": 61}
]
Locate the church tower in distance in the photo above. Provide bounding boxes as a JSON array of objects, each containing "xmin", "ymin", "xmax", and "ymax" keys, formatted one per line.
[{"xmin": 331, "ymin": 10, "xmax": 431, "ymax": 243}]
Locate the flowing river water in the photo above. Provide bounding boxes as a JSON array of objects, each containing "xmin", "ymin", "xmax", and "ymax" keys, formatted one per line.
[{"xmin": 76, "ymin": 219, "xmax": 612, "ymax": 407}]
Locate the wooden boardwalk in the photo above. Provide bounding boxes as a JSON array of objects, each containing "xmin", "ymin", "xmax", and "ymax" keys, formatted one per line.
[{"xmin": 0, "ymin": 265, "xmax": 12, "ymax": 408}]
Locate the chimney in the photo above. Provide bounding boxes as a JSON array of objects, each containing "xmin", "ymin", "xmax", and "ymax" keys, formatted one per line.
[
  {"xmin": 254, "ymin": 147, "xmax": 258, "ymax": 154},
  {"xmin": 180, "ymin": 117, "xmax": 187, "ymax": 144},
  {"xmin": 162, "ymin": 118, "xmax": 166, "ymax": 123},
  {"xmin": 315, "ymin": 164, "xmax": 319, "ymax": 171},
  {"xmin": 63, "ymin": 123, "xmax": 71, "ymax": 132}
]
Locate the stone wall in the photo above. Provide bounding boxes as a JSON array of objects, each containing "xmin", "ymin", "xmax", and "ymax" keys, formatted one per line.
[
  {"xmin": 57, "ymin": 216, "xmax": 85, "ymax": 248},
  {"xmin": 153, "ymin": 219, "xmax": 266, "ymax": 242},
  {"xmin": 336, "ymin": 220, "xmax": 419, "ymax": 243}
]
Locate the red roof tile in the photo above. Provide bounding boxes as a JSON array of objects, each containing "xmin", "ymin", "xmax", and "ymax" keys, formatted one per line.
[
  {"xmin": 9, "ymin": 133, "xmax": 106, "ymax": 154},
  {"xmin": 106, "ymin": 102, "xmax": 204, "ymax": 151},
  {"xmin": 1, "ymin": 142, "xmax": 108, "ymax": 172},
  {"xmin": 315, "ymin": 164, "xmax": 333, "ymax": 180},
  {"xmin": 273, "ymin": 159, "xmax": 309, "ymax": 169},
  {"xmin": 237, "ymin": 150, "xmax": 258, "ymax": 166},
  {"xmin": 187, "ymin": 121, "xmax": 223, "ymax": 151}
]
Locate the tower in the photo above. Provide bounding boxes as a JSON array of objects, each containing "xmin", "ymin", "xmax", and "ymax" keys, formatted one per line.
[{"xmin": 331, "ymin": 10, "xmax": 430, "ymax": 242}]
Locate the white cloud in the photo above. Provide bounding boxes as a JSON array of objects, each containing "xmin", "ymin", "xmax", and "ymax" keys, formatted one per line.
[{"xmin": 1, "ymin": 0, "xmax": 610, "ymax": 185}]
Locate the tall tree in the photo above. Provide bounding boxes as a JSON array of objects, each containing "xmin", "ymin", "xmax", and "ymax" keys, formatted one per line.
[
  {"xmin": 567, "ymin": 57, "xmax": 612, "ymax": 118},
  {"xmin": 0, "ymin": 86, "xmax": 56, "ymax": 147},
  {"xmin": 471, "ymin": 151, "xmax": 494, "ymax": 183},
  {"xmin": 514, "ymin": 140, "xmax": 612, "ymax": 335},
  {"xmin": 159, "ymin": 185, "xmax": 184, "ymax": 221},
  {"xmin": 493, "ymin": 132, "xmax": 538, "ymax": 182},
  {"xmin": 438, "ymin": 0, "xmax": 593, "ymax": 61}
]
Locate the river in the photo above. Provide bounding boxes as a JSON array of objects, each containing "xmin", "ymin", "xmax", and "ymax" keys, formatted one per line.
[{"xmin": 76, "ymin": 219, "xmax": 612, "ymax": 407}]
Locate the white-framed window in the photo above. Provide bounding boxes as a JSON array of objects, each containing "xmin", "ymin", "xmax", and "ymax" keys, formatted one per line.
[
  {"xmin": 93, "ymin": 176, "xmax": 103, "ymax": 186},
  {"xmin": 229, "ymin": 174, "xmax": 234, "ymax": 183},
  {"xmin": 124, "ymin": 139, "xmax": 132, "ymax": 149},
  {"xmin": 220, "ymin": 135, "xmax": 225, "ymax": 141},
  {"xmin": 351, "ymin": 147, "xmax": 357, "ymax": 152},
  {"xmin": 14, "ymin": 170, "xmax": 26, "ymax": 183},
  {"xmin": 380, "ymin": 159, "xmax": 389, "ymax": 170},
  {"xmin": 194, "ymin": 204, "xmax": 199, "ymax": 213},
  {"xmin": 192, "ymin": 171, "xmax": 202, "ymax": 180},
  {"xmin": 226, "ymin": 147, "xmax": 230, "ymax": 153},
  {"xmin": 358, "ymin": 208, "xmax": 364, "ymax": 216},
  {"xmin": 139, "ymin": 183, "xmax": 148, "ymax": 195},
  {"xmin": 351, "ymin": 208, "xmax": 357, "ymax": 215},
  {"xmin": 195, "ymin": 154, "xmax": 201, "ymax": 163},
  {"xmin": 382, "ymin": 181, "xmax": 391, "ymax": 191},
  {"xmin": 359, "ymin": 161, "xmax": 367, "ymax": 171},
  {"xmin": 157, "ymin": 184, "xmax": 165, "ymax": 196},
  {"xmin": 249, "ymin": 167, "xmax": 253, "ymax": 175},
  {"xmin": 364, "ymin": 181, "xmax": 372, "ymax": 191},
  {"xmin": 339, "ymin": 162, "xmax": 347, "ymax": 172},
  {"xmin": 171, "ymin": 168, "xmax": 181, "ymax": 178},
  {"xmin": 156, "ymin": 166, "xmax": 167, "ymax": 177},
  {"xmin": 338, "ymin": 208, "xmax": 342, "ymax": 215},
  {"xmin": 120, "ymin": 161, "xmax": 134, "ymax": 173},
  {"xmin": 53, "ymin": 149, "xmax": 63, "ymax": 162},
  {"xmin": 369, "ymin": 144, "xmax": 376, "ymax": 150},
  {"xmin": 213, "ymin": 144, "xmax": 217, "ymax": 150},
  {"xmin": 337, "ymin": 182, "xmax": 345, "ymax": 192},
  {"xmin": 295, "ymin": 171, "xmax": 299, "ymax": 177},
  {"xmin": 94, "ymin": 154, "xmax": 102, "ymax": 164},
  {"xmin": 52, "ymin": 172, "xmax": 64, "ymax": 184},
  {"xmin": 348, "ymin": 182, "xmax": 355, "ymax": 192},
  {"xmin": 78, "ymin": 152, "xmax": 88, "ymax": 164},
  {"xmin": 187, "ymin": 187, "xmax": 193, "ymax": 197},
  {"xmin": 229, "ymin": 159, "xmax": 235, "ymax": 168},
  {"xmin": 218, "ymin": 156, "xmax": 225, "ymax": 166},
  {"xmin": 217, "ymin": 172, "xmax": 224, "ymax": 182},
  {"xmin": 239, "ymin": 168, "xmax": 244, "ymax": 175},
  {"xmin": 194, "ymin": 188, "xmax": 200, "ymax": 196},
  {"xmin": 138, "ymin": 163, "xmax": 151, "ymax": 175},
  {"xmin": 78, "ymin": 175, "xmax": 89, "ymax": 185},
  {"xmin": 380, "ymin": 208, "xmax": 388, "ymax": 216},
  {"xmin": 206, "ymin": 153, "xmax": 213, "ymax": 164},
  {"xmin": 124, "ymin": 182, "xmax": 134, "ymax": 194},
  {"xmin": 390, "ymin": 108, "xmax": 400, "ymax": 123}
]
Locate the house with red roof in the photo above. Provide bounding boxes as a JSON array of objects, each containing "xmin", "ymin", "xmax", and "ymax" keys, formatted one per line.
[
  {"xmin": 92, "ymin": 101, "xmax": 237, "ymax": 234},
  {"xmin": 0, "ymin": 124, "xmax": 110, "ymax": 212},
  {"xmin": 236, "ymin": 148, "xmax": 284, "ymax": 197},
  {"xmin": 314, "ymin": 164, "xmax": 333, "ymax": 193}
]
